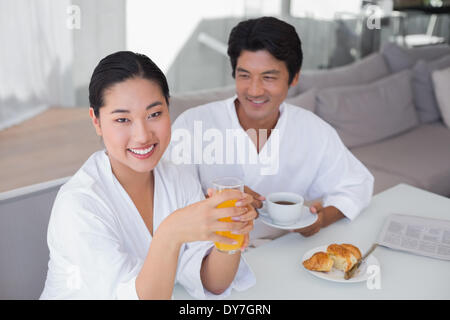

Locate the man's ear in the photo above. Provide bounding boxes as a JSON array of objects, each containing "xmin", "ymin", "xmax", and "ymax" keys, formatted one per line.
[
  {"xmin": 89, "ymin": 108, "xmax": 102, "ymax": 136},
  {"xmin": 290, "ymin": 71, "xmax": 300, "ymax": 88}
]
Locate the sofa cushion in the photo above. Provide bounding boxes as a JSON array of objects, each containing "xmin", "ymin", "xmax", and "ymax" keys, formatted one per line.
[
  {"xmin": 295, "ymin": 53, "xmax": 390, "ymax": 94},
  {"xmin": 366, "ymin": 166, "xmax": 420, "ymax": 195},
  {"xmin": 285, "ymin": 89, "xmax": 316, "ymax": 113},
  {"xmin": 316, "ymin": 70, "xmax": 419, "ymax": 148},
  {"xmin": 169, "ymin": 85, "xmax": 235, "ymax": 122},
  {"xmin": 432, "ymin": 66, "xmax": 450, "ymax": 129},
  {"xmin": 351, "ymin": 123, "xmax": 450, "ymax": 197},
  {"xmin": 412, "ymin": 55, "xmax": 450, "ymax": 123},
  {"xmin": 381, "ymin": 42, "xmax": 450, "ymax": 73}
]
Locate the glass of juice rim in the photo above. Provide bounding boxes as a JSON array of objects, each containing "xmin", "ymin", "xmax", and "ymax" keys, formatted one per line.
[{"xmin": 212, "ymin": 177, "xmax": 244, "ymax": 191}]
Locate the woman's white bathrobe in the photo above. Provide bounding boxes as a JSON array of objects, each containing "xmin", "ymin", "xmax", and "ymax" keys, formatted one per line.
[{"xmin": 40, "ymin": 151, "xmax": 255, "ymax": 299}]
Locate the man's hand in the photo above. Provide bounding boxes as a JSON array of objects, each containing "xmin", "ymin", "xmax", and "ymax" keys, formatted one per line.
[
  {"xmin": 207, "ymin": 186, "xmax": 265, "ymax": 211},
  {"xmin": 243, "ymin": 186, "xmax": 265, "ymax": 209},
  {"xmin": 293, "ymin": 202, "xmax": 344, "ymax": 237}
]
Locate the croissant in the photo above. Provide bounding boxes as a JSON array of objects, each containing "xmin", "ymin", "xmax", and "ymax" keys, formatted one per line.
[
  {"xmin": 341, "ymin": 243, "xmax": 362, "ymax": 260},
  {"xmin": 302, "ymin": 252, "xmax": 334, "ymax": 272},
  {"xmin": 327, "ymin": 244, "xmax": 358, "ymax": 272}
]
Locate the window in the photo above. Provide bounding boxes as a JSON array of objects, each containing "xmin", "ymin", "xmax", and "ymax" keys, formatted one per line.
[{"xmin": 126, "ymin": 0, "xmax": 281, "ymax": 72}]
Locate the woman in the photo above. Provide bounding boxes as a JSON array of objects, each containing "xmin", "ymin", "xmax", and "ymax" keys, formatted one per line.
[{"xmin": 40, "ymin": 51, "xmax": 256, "ymax": 299}]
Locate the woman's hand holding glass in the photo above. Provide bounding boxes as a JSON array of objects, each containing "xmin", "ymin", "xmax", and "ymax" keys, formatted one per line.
[
  {"xmin": 161, "ymin": 189, "xmax": 256, "ymax": 251},
  {"xmin": 207, "ymin": 188, "xmax": 256, "ymax": 252}
]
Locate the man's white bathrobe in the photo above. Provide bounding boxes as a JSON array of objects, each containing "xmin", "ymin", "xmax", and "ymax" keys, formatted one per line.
[
  {"xmin": 168, "ymin": 96, "xmax": 374, "ymax": 242},
  {"xmin": 40, "ymin": 150, "xmax": 255, "ymax": 299}
]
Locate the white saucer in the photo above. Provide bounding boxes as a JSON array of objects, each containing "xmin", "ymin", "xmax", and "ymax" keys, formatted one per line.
[{"xmin": 258, "ymin": 206, "xmax": 318, "ymax": 230}]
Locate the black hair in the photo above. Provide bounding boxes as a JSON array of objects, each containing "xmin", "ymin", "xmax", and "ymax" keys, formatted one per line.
[
  {"xmin": 89, "ymin": 51, "xmax": 170, "ymax": 117},
  {"xmin": 227, "ymin": 16, "xmax": 303, "ymax": 84}
]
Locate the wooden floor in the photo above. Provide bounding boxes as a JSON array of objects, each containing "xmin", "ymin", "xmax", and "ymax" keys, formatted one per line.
[{"xmin": 0, "ymin": 107, "xmax": 103, "ymax": 193}]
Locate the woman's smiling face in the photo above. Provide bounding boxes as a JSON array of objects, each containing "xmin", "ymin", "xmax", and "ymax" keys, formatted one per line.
[{"xmin": 90, "ymin": 77, "xmax": 171, "ymax": 175}]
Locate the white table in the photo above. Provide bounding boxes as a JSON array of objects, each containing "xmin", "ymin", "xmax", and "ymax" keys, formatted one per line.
[{"xmin": 173, "ymin": 184, "xmax": 450, "ymax": 299}]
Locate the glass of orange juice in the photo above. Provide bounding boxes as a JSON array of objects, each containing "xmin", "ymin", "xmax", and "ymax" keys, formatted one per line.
[{"xmin": 212, "ymin": 177, "xmax": 245, "ymax": 254}]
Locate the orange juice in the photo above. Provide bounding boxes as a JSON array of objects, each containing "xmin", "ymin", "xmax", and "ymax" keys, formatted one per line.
[{"xmin": 214, "ymin": 199, "xmax": 244, "ymax": 253}]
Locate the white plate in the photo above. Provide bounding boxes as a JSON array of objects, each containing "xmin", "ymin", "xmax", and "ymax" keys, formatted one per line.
[
  {"xmin": 302, "ymin": 245, "xmax": 380, "ymax": 283},
  {"xmin": 258, "ymin": 206, "xmax": 318, "ymax": 230}
]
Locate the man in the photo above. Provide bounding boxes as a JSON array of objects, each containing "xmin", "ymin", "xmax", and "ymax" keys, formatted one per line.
[{"xmin": 168, "ymin": 17, "xmax": 374, "ymax": 243}]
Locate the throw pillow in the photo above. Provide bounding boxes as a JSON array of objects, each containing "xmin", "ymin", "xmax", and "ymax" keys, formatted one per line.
[
  {"xmin": 412, "ymin": 54, "xmax": 450, "ymax": 123},
  {"xmin": 381, "ymin": 42, "xmax": 450, "ymax": 73},
  {"xmin": 316, "ymin": 70, "xmax": 419, "ymax": 148},
  {"xmin": 431, "ymin": 66, "xmax": 450, "ymax": 128},
  {"xmin": 294, "ymin": 53, "xmax": 390, "ymax": 94},
  {"xmin": 285, "ymin": 89, "xmax": 316, "ymax": 113}
]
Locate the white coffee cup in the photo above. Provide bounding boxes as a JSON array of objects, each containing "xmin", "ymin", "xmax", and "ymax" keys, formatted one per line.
[{"xmin": 266, "ymin": 192, "xmax": 304, "ymax": 226}]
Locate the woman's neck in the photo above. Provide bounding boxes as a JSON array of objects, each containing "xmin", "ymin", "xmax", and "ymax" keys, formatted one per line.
[{"xmin": 108, "ymin": 154, "xmax": 153, "ymax": 194}]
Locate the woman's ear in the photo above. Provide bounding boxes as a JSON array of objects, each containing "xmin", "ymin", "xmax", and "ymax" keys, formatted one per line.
[{"xmin": 89, "ymin": 108, "xmax": 102, "ymax": 136}]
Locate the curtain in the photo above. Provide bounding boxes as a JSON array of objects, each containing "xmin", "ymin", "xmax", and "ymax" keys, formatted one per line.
[{"xmin": 0, "ymin": 0, "xmax": 74, "ymax": 130}]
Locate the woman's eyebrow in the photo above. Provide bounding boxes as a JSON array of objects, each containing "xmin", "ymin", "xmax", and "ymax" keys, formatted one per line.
[
  {"xmin": 110, "ymin": 101, "xmax": 163, "ymax": 114},
  {"xmin": 147, "ymin": 101, "xmax": 162, "ymax": 110}
]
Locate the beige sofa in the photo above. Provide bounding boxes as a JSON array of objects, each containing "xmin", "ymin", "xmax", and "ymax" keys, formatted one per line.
[{"xmin": 169, "ymin": 43, "xmax": 450, "ymax": 197}]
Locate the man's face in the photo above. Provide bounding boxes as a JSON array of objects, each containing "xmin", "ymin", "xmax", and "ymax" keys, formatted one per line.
[{"xmin": 235, "ymin": 49, "xmax": 299, "ymax": 125}]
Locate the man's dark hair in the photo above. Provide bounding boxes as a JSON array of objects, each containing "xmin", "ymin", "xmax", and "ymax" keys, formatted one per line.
[
  {"xmin": 89, "ymin": 51, "xmax": 170, "ymax": 117},
  {"xmin": 227, "ymin": 16, "xmax": 303, "ymax": 84}
]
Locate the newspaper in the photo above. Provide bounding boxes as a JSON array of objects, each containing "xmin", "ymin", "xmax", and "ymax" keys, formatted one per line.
[{"xmin": 377, "ymin": 213, "xmax": 450, "ymax": 261}]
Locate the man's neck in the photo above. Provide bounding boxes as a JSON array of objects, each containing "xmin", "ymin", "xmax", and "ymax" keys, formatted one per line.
[
  {"xmin": 234, "ymin": 99, "xmax": 280, "ymax": 153},
  {"xmin": 234, "ymin": 99, "xmax": 279, "ymax": 132}
]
